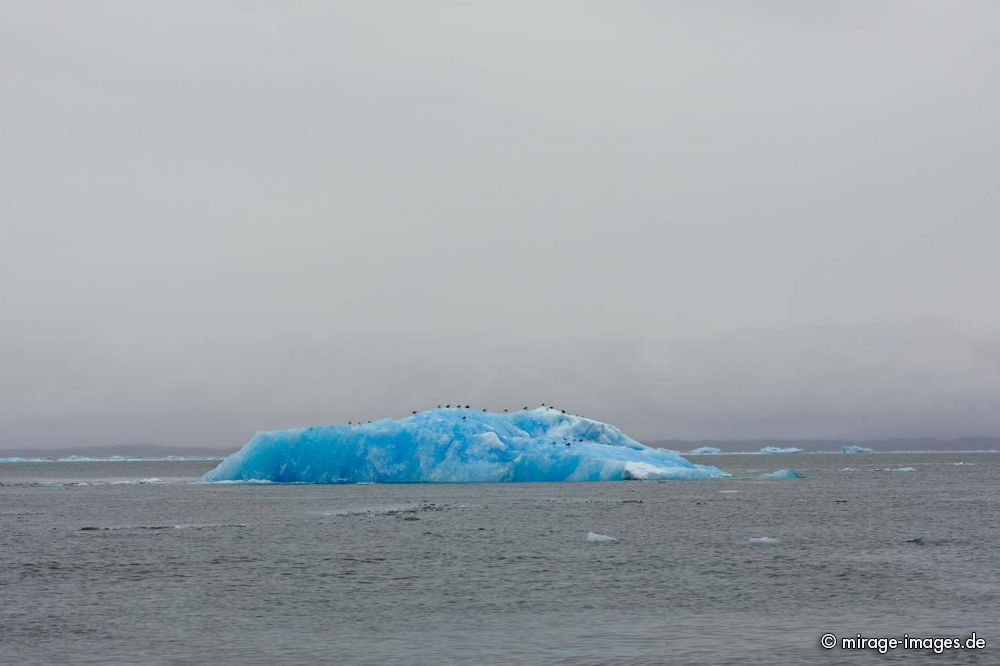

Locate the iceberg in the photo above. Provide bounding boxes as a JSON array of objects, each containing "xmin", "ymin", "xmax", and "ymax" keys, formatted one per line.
[
  {"xmin": 749, "ymin": 537, "xmax": 780, "ymax": 545},
  {"xmin": 586, "ymin": 531, "xmax": 619, "ymax": 543},
  {"xmin": 841, "ymin": 445, "xmax": 873, "ymax": 453},
  {"xmin": 202, "ymin": 408, "xmax": 728, "ymax": 484},
  {"xmin": 688, "ymin": 446, "xmax": 722, "ymax": 455},
  {"xmin": 761, "ymin": 468, "xmax": 803, "ymax": 479},
  {"xmin": 759, "ymin": 446, "xmax": 803, "ymax": 454}
]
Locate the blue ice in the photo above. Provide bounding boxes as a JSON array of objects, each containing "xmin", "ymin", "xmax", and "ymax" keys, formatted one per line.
[
  {"xmin": 688, "ymin": 447, "xmax": 722, "ymax": 455},
  {"xmin": 759, "ymin": 446, "xmax": 803, "ymax": 454},
  {"xmin": 202, "ymin": 408, "xmax": 729, "ymax": 484},
  {"xmin": 841, "ymin": 445, "xmax": 873, "ymax": 453}
]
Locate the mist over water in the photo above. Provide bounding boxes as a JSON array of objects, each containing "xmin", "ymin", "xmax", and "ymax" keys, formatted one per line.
[{"xmin": 2, "ymin": 3, "xmax": 1000, "ymax": 449}]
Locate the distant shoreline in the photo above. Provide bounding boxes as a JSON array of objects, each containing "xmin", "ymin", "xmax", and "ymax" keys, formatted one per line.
[
  {"xmin": 646, "ymin": 438, "xmax": 1000, "ymax": 454},
  {"xmin": 0, "ymin": 444, "xmax": 235, "ymax": 459}
]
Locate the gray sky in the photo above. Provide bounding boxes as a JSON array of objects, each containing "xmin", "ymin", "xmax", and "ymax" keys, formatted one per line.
[{"xmin": 2, "ymin": 1, "xmax": 999, "ymax": 449}]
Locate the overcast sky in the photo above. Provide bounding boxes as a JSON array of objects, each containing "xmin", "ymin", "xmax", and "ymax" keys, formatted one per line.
[{"xmin": 2, "ymin": 2, "xmax": 999, "ymax": 449}]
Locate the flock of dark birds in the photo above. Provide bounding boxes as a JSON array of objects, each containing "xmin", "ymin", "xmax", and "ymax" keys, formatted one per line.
[{"xmin": 344, "ymin": 404, "xmax": 588, "ymax": 446}]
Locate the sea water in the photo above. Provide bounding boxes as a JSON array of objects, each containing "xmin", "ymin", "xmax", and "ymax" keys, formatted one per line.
[{"xmin": 1, "ymin": 453, "xmax": 997, "ymax": 664}]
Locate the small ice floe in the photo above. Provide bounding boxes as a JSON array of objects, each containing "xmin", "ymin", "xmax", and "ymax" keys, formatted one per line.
[
  {"xmin": 719, "ymin": 490, "xmax": 739, "ymax": 493},
  {"xmin": 758, "ymin": 447, "xmax": 803, "ymax": 454},
  {"xmin": 688, "ymin": 447, "xmax": 722, "ymax": 455},
  {"xmin": 893, "ymin": 467, "xmax": 915, "ymax": 472},
  {"xmin": 761, "ymin": 469, "xmax": 803, "ymax": 479},
  {"xmin": 749, "ymin": 537, "xmax": 779, "ymax": 545},
  {"xmin": 840, "ymin": 445, "xmax": 873, "ymax": 453},
  {"xmin": 840, "ymin": 467, "xmax": 858, "ymax": 472},
  {"xmin": 586, "ymin": 531, "xmax": 619, "ymax": 543}
]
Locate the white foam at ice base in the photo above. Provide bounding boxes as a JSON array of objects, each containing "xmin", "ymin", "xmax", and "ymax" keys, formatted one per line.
[
  {"xmin": 749, "ymin": 537, "xmax": 779, "ymax": 545},
  {"xmin": 586, "ymin": 531, "xmax": 618, "ymax": 543},
  {"xmin": 202, "ymin": 408, "xmax": 729, "ymax": 484}
]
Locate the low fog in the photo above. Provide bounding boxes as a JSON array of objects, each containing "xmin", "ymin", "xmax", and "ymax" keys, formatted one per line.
[{"xmin": 2, "ymin": 2, "xmax": 998, "ymax": 448}]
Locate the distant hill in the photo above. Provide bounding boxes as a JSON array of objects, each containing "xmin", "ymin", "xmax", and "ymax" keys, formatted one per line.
[{"xmin": 645, "ymin": 437, "xmax": 1000, "ymax": 453}]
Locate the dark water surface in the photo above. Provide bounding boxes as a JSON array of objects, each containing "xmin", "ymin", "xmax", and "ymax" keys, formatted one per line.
[{"xmin": 2, "ymin": 453, "xmax": 997, "ymax": 665}]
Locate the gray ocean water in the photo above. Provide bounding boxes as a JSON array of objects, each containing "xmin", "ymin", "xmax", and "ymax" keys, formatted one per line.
[{"xmin": 1, "ymin": 453, "xmax": 997, "ymax": 665}]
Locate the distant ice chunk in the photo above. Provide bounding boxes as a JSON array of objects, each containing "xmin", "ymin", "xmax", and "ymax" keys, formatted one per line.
[
  {"xmin": 841, "ymin": 445, "xmax": 873, "ymax": 453},
  {"xmin": 761, "ymin": 468, "xmax": 803, "ymax": 479},
  {"xmin": 586, "ymin": 531, "xmax": 619, "ymax": 543},
  {"xmin": 688, "ymin": 447, "xmax": 722, "ymax": 455},
  {"xmin": 749, "ymin": 537, "xmax": 779, "ymax": 545},
  {"xmin": 893, "ymin": 467, "xmax": 915, "ymax": 472},
  {"xmin": 759, "ymin": 446, "xmax": 803, "ymax": 454},
  {"xmin": 202, "ymin": 408, "xmax": 728, "ymax": 484}
]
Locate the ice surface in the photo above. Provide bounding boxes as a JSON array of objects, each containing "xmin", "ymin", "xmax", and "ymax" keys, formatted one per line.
[
  {"xmin": 758, "ymin": 446, "xmax": 803, "ymax": 454},
  {"xmin": 202, "ymin": 408, "xmax": 728, "ymax": 484},
  {"xmin": 749, "ymin": 537, "xmax": 779, "ymax": 545},
  {"xmin": 586, "ymin": 531, "xmax": 618, "ymax": 543},
  {"xmin": 841, "ymin": 445, "xmax": 873, "ymax": 453},
  {"xmin": 688, "ymin": 447, "xmax": 722, "ymax": 455},
  {"xmin": 761, "ymin": 468, "xmax": 803, "ymax": 479}
]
